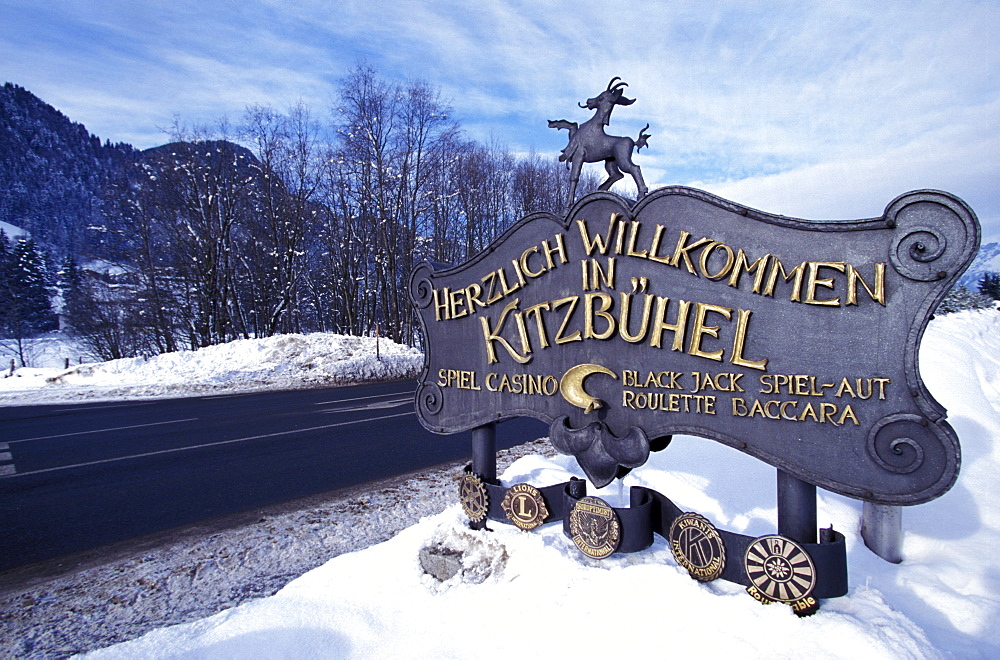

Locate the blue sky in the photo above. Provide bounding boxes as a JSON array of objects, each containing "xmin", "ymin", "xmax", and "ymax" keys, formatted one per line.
[{"xmin": 3, "ymin": 0, "xmax": 998, "ymax": 241}]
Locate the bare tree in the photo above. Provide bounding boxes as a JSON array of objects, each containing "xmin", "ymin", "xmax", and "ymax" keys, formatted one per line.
[
  {"xmin": 146, "ymin": 121, "xmax": 258, "ymax": 347},
  {"xmin": 239, "ymin": 102, "xmax": 322, "ymax": 337}
]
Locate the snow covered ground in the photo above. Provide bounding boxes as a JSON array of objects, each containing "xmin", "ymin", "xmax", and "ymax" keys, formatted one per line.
[
  {"xmin": 2, "ymin": 311, "xmax": 998, "ymax": 658},
  {"xmin": 0, "ymin": 332, "xmax": 423, "ymax": 404}
]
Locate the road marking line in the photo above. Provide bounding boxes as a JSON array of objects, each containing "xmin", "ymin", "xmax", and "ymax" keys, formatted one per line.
[
  {"xmin": 0, "ymin": 465, "xmax": 15, "ymax": 476},
  {"xmin": 320, "ymin": 397, "xmax": 412, "ymax": 413},
  {"xmin": 10, "ymin": 418, "xmax": 200, "ymax": 444},
  {"xmin": 313, "ymin": 391, "xmax": 413, "ymax": 406},
  {"xmin": 48, "ymin": 401, "xmax": 158, "ymax": 413},
  {"xmin": 0, "ymin": 452, "xmax": 11, "ymax": 462},
  {"xmin": 0, "ymin": 442, "xmax": 8, "ymax": 450},
  {"xmin": 0, "ymin": 410, "xmax": 416, "ymax": 479}
]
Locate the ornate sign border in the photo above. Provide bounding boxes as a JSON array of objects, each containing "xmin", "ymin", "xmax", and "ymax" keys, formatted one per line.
[{"xmin": 412, "ymin": 188, "xmax": 978, "ymax": 504}]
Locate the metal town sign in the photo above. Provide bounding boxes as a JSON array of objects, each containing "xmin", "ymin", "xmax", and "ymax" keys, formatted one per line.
[
  {"xmin": 412, "ymin": 187, "xmax": 978, "ymax": 503},
  {"xmin": 409, "ymin": 80, "xmax": 979, "ymax": 613}
]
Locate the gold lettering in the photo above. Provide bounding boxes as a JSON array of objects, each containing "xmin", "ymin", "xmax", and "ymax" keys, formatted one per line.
[
  {"xmin": 583, "ymin": 258, "xmax": 616, "ymax": 290},
  {"xmin": 626, "ymin": 221, "xmax": 648, "ymax": 258},
  {"xmin": 874, "ymin": 378, "xmax": 890, "ymax": 399},
  {"xmin": 523, "ymin": 302, "xmax": 552, "ymax": 349},
  {"xmin": 669, "ymin": 231, "xmax": 713, "ymax": 274},
  {"xmin": 449, "ymin": 288, "xmax": 468, "ymax": 319},
  {"xmin": 479, "ymin": 299, "xmax": 531, "ymax": 364},
  {"xmin": 497, "ymin": 268, "xmax": 520, "ymax": 296},
  {"xmin": 688, "ymin": 302, "xmax": 732, "ymax": 362},
  {"xmin": 835, "ymin": 378, "xmax": 856, "ymax": 398},
  {"xmin": 649, "ymin": 297, "xmax": 690, "ymax": 351},
  {"xmin": 483, "ymin": 271, "xmax": 502, "ymax": 304},
  {"xmin": 699, "ymin": 241, "xmax": 736, "ymax": 280},
  {"xmin": 465, "ymin": 283, "xmax": 486, "ymax": 311},
  {"xmin": 577, "ymin": 215, "xmax": 617, "ymax": 256},
  {"xmin": 732, "ymin": 397, "xmax": 748, "ymax": 416},
  {"xmin": 727, "ymin": 250, "xmax": 770, "ymax": 293},
  {"xmin": 805, "ymin": 262, "xmax": 846, "ymax": 306},
  {"xmin": 647, "ymin": 224, "xmax": 672, "ymax": 264},
  {"xmin": 552, "ymin": 296, "xmax": 582, "ymax": 344},
  {"xmin": 846, "ymin": 263, "xmax": 886, "ymax": 306},
  {"xmin": 542, "ymin": 233, "xmax": 568, "ymax": 268},
  {"xmin": 839, "ymin": 405, "xmax": 860, "ymax": 426},
  {"xmin": 433, "ymin": 287, "xmax": 449, "ymax": 321},
  {"xmin": 510, "ymin": 257, "xmax": 528, "ymax": 288},
  {"xmin": 619, "ymin": 292, "xmax": 654, "ymax": 343},
  {"xmin": 584, "ymin": 292, "xmax": 616, "ymax": 340},
  {"xmin": 762, "ymin": 258, "xmax": 806, "ymax": 301},
  {"xmin": 730, "ymin": 308, "xmax": 768, "ymax": 370},
  {"xmin": 519, "ymin": 246, "xmax": 545, "ymax": 278}
]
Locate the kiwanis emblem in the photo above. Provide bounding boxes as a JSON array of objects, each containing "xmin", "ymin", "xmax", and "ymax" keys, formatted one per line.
[
  {"xmin": 458, "ymin": 471, "xmax": 488, "ymax": 523},
  {"xmin": 744, "ymin": 535, "xmax": 817, "ymax": 606},
  {"xmin": 501, "ymin": 483, "xmax": 550, "ymax": 530},
  {"xmin": 569, "ymin": 496, "xmax": 621, "ymax": 559},
  {"xmin": 668, "ymin": 512, "xmax": 726, "ymax": 582}
]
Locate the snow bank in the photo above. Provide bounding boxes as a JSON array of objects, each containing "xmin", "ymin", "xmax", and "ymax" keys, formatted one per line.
[
  {"xmin": 81, "ymin": 309, "xmax": 1000, "ymax": 658},
  {"xmin": 0, "ymin": 333, "xmax": 422, "ymax": 403}
]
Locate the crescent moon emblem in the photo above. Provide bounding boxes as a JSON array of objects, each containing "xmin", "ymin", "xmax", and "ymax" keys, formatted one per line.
[{"xmin": 560, "ymin": 363, "xmax": 618, "ymax": 414}]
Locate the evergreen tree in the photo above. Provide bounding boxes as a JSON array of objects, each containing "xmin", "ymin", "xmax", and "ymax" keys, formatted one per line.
[
  {"xmin": 978, "ymin": 271, "xmax": 1000, "ymax": 300},
  {"xmin": 56, "ymin": 253, "xmax": 83, "ymax": 329},
  {"xmin": 0, "ymin": 238, "xmax": 55, "ymax": 365},
  {"xmin": 937, "ymin": 285, "xmax": 994, "ymax": 314},
  {"xmin": 0, "ymin": 230, "xmax": 10, "ymax": 323}
]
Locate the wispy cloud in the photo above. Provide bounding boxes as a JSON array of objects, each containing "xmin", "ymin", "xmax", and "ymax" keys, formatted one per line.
[{"xmin": 2, "ymin": 0, "xmax": 997, "ymax": 238}]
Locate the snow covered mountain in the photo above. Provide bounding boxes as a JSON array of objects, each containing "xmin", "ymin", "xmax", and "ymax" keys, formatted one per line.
[{"xmin": 958, "ymin": 241, "xmax": 1000, "ymax": 290}]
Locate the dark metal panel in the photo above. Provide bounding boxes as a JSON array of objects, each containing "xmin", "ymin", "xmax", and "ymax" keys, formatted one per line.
[{"xmin": 410, "ymin": 187, "xmax": 979, "ymax": 504}]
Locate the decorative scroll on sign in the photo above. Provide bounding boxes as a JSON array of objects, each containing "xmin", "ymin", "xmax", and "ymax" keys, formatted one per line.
[{"xmin": 410, "ymin": 187, "xmax": 979, "ymax": 504}]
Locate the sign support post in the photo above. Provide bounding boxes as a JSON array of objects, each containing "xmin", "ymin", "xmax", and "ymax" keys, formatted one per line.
[
  {"xmin": 777, "ymin": 470, "xmax": 817, "ymax": 544},
  {"xmin": 470, "ymin": 423, "xmax": 496, "ymax": 530},
  {"xmin": 862, "ymin": 502, "xmax": 903, "ymax": 563}
]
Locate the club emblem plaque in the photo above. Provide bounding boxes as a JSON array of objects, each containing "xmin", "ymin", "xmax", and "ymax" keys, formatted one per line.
[
  {"xmin": 668, "ymin": 512, "xmax": 726, "ymax": 582},
  {"xmin": 501, "ymin": 483, "xmax": 550, "ymax": 530},
  {"xmin": 569, "ymin": 496, "xmax": 621, "ymax": 559},
  {"xmin": 744, "ymin": 535, "xmax": 817, "ymax": 603},
  {"xmin": 458, "ymin": 471, "xmax": 488, "ymax": 523}
]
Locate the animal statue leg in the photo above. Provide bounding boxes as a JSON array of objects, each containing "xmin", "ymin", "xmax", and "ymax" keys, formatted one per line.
[
  {"xmin": 615, "ymin": 142, "xmax": 648, "ymax": 198},
  {"xmin": 618, "ymin": 155, "xmax": 648, "ymax": 198},
  {"xmin": 599, "ymin": 159, "xmax": 624, "ymax": 191},
  {"xmin": 629, "ymin": 164, "xmax": 648, "ymax": 198},
  {"xmin": 567, "ymin": 157, "xmax": 584, "ymax": 208}
]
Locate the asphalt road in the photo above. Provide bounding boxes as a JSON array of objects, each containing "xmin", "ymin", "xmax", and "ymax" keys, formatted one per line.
[{"xmin": 0, "ymin": 380, "xmax": 546, "ymax": 571}]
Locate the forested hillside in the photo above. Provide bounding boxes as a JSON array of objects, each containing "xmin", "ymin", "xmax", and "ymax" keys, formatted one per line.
[
  {"xmin": 0, "ymin": 82, "xmax": 134, "ymax": 255},
  {"xmin": 0, "ymin": 68, "xmax": 594, "ymax": 362}
]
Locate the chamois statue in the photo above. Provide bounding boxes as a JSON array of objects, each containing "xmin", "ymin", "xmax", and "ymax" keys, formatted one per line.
[{"xmin": 549, "ymin": 77, "xmax": 651, "ymax": 208}]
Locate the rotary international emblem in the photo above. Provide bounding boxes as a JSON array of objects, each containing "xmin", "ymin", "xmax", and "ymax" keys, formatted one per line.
[
  {"xmin": 568, "ymin": 496, "xmax": 621, "ymax": 559},
  {"xmin": 458, "ymin": 471, "xmax": 488, "ymax": 523},
  {"xmin": 744, "ymin": 535, "xmax": 817, "ymax": 604},
  {"xmin": 668, "ymin": 512, "xmax": 726, "ymax": 582},
  {"xmin": 501, "ymin": 483, "xmax": 550, "ymax": 531}
]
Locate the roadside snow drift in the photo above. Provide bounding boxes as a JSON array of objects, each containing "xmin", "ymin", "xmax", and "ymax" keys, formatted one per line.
[
  {"xmin": 0, "ymin": 333, "xmax": 422, "ymax": 402},
  {"xmin": 80, "ymin": 309, "xmax": 1000, "ymax": 658}
]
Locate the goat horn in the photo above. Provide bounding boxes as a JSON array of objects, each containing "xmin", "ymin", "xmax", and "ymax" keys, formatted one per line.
[
  {"xmin": 578, "ymin": 101, "xmax": 588, "ymax": 109},
  {"xmin": 607, "ymin": 76, "xmax": 622, "ymax": 91},
  {"xmin": 612, "ymin": 80, "xmax": 629, "ymax": 93}
]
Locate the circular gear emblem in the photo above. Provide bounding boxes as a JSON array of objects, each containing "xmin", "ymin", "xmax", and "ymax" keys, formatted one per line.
[
  {"xmin": 458, "ymin": 472, "xmax": 488, "ymax": 523},
  {"xmin": 744, "ymin": 535, "xmax": 816, "ymax": 603},
  {"xmin": 668, "ymin": 512, "xmax": 726, "ymax": 582},
  {"xmin": 569, "ymin": 496, "xmax": 621, "ymax": 559},
  {"xmin": 501, "ymin": 483, "xmax": 550, "ymax": 531}
]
